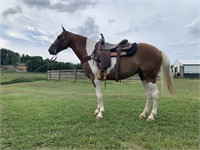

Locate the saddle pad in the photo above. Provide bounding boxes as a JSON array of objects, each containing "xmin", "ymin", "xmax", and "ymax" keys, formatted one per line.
[{"xmin": 110, "ymin": 43, "xmax": 137, "ymax": 57}]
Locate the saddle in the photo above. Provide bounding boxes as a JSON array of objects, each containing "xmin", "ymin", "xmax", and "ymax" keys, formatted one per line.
[{"xmin": 92, "ymin": 34, "xmax": 137, "ymax": 81}]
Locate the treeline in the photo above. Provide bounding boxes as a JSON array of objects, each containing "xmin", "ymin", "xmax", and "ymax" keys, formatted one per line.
[{"xmin": 0, "ymin": 48, "xmax": 82, "ymax": 72}]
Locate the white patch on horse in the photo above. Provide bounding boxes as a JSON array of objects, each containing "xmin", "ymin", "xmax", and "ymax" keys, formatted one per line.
[
  {"xmin": 86, "ymin": 38, "xmax": 96, "ymax": 55},
  {"xmin": 85, "ymin": 38, "xmax": 97, "ymax": 74},
  {"xmin": 85, "ymin": 38, "xmax": 116, "ymax": 76},
  {"xmin": 107, "ymin": 57, "xmax": 116, "ymax": 74}
]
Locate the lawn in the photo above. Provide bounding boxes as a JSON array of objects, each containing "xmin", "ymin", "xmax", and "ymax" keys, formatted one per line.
[{"xmin": 0, "ymin": 74, "xmax": 199, "ymax": 149}]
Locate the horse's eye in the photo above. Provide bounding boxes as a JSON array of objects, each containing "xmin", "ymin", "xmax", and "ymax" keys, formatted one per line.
[
  {"xmin": 61, "ymin": 36, "xmax": 65, "ymax": 40},
  {"xmin": 57, "ymin": 35, "xmax": 65, "ymax": 40}
]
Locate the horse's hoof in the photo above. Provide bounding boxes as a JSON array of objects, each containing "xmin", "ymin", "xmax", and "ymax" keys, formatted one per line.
[
  {"xmin": 93, "ymin": 112, "xmax": 99, "ymax": 116},
  {"xmin": 95, "ymin": 116, "xmax": 103, "ymax": 120},
  {"xmin": 139, "ymin": 114, "xmax": 146, "ymax": 119},
  {"xmin": 95, "ymin": 114, "xmax": 103, "ymax": 120},
  {"xmin": 147, "ymin": 117, "xmax": 154, "ymax": 123}
]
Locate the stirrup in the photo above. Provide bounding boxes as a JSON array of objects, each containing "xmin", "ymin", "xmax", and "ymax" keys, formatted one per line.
[{"xmin": 97, "ymin": 70, "xmax": 107, "ymax": 80}]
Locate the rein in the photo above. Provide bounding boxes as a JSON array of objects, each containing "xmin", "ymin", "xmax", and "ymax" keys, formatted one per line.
[{"xmin": 31, "ymin": 55, "xmax": 57, "ymax": 73}]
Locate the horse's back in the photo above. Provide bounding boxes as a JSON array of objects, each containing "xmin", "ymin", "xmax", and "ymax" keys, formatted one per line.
[{"xmin": 137, "ymin": 43, "xmax": 162, "ymax": 58}]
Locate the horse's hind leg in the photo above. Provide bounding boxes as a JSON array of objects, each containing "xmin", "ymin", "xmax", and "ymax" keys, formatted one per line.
[
  {"xmin": 146, "ymin": 82, "xmax": 159, "ymax": 122},
  {"xmin": 139, "ymin": 80, "xmax": 152, "ymax": 119},
  {"xmin": 139, "ymin": 80, "xmax": 159, "ymax": 122}
]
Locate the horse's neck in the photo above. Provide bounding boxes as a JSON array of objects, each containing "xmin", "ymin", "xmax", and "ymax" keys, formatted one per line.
[
  {"xmin": 69, "ymin": 32, "xmax": 88, "ymax": 61},
  {"xmin": 69, "ymin": 32, "xmax": 96, "ymax": 62}
]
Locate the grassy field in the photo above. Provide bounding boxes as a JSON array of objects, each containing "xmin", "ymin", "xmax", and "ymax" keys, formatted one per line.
[
  {"xmin": 0, "ymin": 72, "xmax": 46, "ymax": 85},
  {"xmin": 0, "ymin": 73, "xmax": 199, "ymax": 149}
]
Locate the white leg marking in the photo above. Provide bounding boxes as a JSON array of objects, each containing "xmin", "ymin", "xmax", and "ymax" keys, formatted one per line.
[
  {"xmin": 139, "ymin": 80, "xmax": 152, "ymax": 119},
  {"xmin": 87, "ymin": 60, "xmax": 103, "ymax": 118},
  {"xmin": 146, "ymin": 82, "xmax": 159, "ymax": 122},
  {"xmin": 94, "ymin": 78, "xmax": 104, "ymax": 119}
]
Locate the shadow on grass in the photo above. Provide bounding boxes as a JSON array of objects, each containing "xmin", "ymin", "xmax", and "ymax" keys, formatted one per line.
[{"xmin": 0, "ymin": 77, "xmax": 46, "ymax": 85}]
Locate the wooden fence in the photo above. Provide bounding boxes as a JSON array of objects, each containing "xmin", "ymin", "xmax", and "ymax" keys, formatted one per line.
[
  {"xmin": 47, "ymin": 69, "xmax": 160, "ymax": 81},
  {"xmin": 47, "ymin": 69, "xmax": 87, "ymax": 81}
]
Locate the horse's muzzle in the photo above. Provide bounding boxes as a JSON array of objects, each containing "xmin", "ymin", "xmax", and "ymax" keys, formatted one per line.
[{"xmin": 48, "ymin": 46, "xmax": 57, "ymax": 55}]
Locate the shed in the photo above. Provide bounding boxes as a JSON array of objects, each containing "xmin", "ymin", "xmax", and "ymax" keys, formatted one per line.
[{"xmin": 172, "ymin": 59, "xmax": 200, "ymax": 78}]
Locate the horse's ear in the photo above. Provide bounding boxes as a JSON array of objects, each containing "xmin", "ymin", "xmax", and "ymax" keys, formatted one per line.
[{"xmin": 62, "ymin": 25, "xmax": 66, "ymax": 32}]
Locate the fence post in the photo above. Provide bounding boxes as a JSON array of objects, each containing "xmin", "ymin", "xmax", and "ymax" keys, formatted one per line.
[
  {"xmin": 58, "ymin": 70, "xmax": 61, "ymax": 80},
  {"xmin": 49, "ymin": 70, "xmax": 51, "ymax": 80},
  {"xmin": 74, "ymin": 68, "xmax": 77, "ymax": 82},
  {"xmin": 47, "ymin": 71, "xmax": 49, "ymax": 80}
]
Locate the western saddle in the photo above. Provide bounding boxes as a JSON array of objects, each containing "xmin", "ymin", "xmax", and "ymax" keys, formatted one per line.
[{"xmin": 92, "ymin": 34, "xmax": 132, "ymax": 81}]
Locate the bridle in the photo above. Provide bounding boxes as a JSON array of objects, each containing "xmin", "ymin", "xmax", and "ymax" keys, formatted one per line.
[{"xmin": 52, "ymin": 34, "xmax": 66, "ymax": 55}]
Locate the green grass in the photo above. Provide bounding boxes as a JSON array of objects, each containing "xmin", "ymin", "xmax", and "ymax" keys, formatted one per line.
[
  {"xmin": 0, "ymin": 72, "xmax": 46, "ymax": 85},
  {"xmin": 0, "ymin": 75, "xmax": 199, "ymax": 149}
]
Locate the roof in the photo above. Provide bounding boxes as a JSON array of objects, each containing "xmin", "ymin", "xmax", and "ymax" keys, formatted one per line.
[{"xmin": 176, "ymin": 59, "xmax": 200, "ymax": 65}]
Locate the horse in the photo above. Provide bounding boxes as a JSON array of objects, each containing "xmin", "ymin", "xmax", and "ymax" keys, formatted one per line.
[{"xmin": 48, "ymin": 26, "xmax": 175, "ymax": 122}]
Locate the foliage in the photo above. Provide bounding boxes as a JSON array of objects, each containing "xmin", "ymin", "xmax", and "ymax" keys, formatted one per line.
[
  {"xmin": 0, "ymin": 48, "xmax": 83, "ymax": 72},
  {"xmin": 0, "ymin": 78, "xmax": 199, "ymax": 149},
  {"xmin": 0, "ymin": 48, "xmax": 20, "ymax": 65}
]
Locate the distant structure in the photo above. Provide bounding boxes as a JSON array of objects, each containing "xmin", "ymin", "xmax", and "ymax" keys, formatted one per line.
[
  {"xmin": 1, "ymin": 63, "xmax": 27, "ymax": 72},
  {"xmin": 171, "ymin": 60, "xmax": 200, "ymax": 78}
]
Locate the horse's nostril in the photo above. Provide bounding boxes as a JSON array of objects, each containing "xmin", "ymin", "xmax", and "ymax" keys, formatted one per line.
[{"xmin": 48, "ymin": 48, "xmax": 55, "ymax": 55}]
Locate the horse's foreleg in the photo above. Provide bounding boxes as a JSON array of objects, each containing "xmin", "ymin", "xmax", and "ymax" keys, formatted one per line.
[
  {"xmin": 93, "ymin": 78, "xmax": 104, "ymax": 119},
  {"xmin": 139, "ymin": 80, "xmax": 152, "ymax": 119},
  {"xmin": 147, "ymin": 83, "xmax": 159, "ymax": 122}
]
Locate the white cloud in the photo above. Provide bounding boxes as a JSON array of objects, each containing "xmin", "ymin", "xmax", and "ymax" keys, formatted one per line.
[
  {"xmin": 6, "ymin": 29, "xmax": 34, "ymax": 42},
  {"xmin": 185, "ymin": 17, "xmax": 200, "ymax": 37},
  {"xmin": 2, "ymin": 5, "xmax": 22, "ymax": 18},
  {"xmin": 22, "ymin": 0, "xmax": 97, "ymax": 13},
  {"xmin": 0, "ymin": 38, "xmax": 9, "ymax": 48},
  {"xmin": 76, "ymin": 17, "xmax": 100, "ymax": 40}
]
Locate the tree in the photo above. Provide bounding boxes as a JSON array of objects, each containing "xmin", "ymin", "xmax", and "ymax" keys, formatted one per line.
[
  {"xmin": 20, "ymin": 54, "xmax": 30, "ymax": 63},
  {"xmin": 11, "ymin": 53, "xmax": 20, "ymax": 65},
  {"xmin": 0, "ymin": 48, "xmax": 82, "ymax": 72},
  {"xmin": 26, "ymin": 56, "xmax": 44, "ymax": 72},
  {"xmin": 0, "ymin": 48, "xmax": 20, "ymax": 65}
]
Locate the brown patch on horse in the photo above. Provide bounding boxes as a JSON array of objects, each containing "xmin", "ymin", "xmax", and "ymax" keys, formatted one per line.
[
  {"xmin": 136, "ymin": 43, "xmax": 162, "ymax": 83},
  {"xmin": 106, "ymin": 43, "xmax": 162, "ymax": 83}
]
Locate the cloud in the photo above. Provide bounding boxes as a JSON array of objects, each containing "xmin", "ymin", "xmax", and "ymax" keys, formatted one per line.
[
  {"xmin": 108, "ymin": 19, "xmax": 115, "ymax": 23},
  {"xmin": 117, "ymin": 15, "xmax": 163, "ymax": 35},
  {"xmin": 1, "ymin": 20, "xmax": 52, "ymax": 46},
  {"xmin": 22, "ymin": 0, "xmax": 97, "ymax": 13},
  {"xmin": 164, "ymin": 39, "xmax": 199, "ymax": 47},
  {"xmin": 76, "ymin": 17, "xmax": 100, "ymax": 40},
  {"xmin": 2, "ymin": 5, "xmax": 22, "ymax": 18},
  {"xmin": 185, "ymin": 17, "xmax": 200, "ymax": 37}
]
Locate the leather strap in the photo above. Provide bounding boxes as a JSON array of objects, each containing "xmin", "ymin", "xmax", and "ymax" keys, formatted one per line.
[
  {"xmin": 115, "ymin": 48, "xmax": 121, "ymax": 82},
  {"xmin": 81, "ymin": 56, "xmax": 91, "ymax": 64}
]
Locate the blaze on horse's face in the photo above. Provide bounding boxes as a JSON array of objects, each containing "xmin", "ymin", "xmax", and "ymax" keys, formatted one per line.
[{"xmin": 48, "ymin": 26, "xmax": 70, "ymax": 55}]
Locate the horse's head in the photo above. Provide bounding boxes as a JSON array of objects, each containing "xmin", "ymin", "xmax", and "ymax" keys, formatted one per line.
[{"xmin": 48, "ymin": 26, "xmax": 70, "ymax": 55}]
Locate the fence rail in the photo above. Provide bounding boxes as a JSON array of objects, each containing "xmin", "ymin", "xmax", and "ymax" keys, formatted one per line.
[
  {"xmin": 47, "ymin": 69, "xmax": 158, "ymax": 81},
  {"xmin": 47, "ymin": 69, "xmax": 87, "ymax": 81}
]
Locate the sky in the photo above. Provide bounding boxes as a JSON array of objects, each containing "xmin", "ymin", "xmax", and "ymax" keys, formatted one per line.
[{"xmin": 0, "ymin": 0, "xmax": 200, "ymax": 64}]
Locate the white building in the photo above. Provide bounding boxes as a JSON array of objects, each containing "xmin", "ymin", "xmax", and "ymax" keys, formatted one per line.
[{"xmin": 172, "ymin": 59, "xmax": 200, "ymax": 78}]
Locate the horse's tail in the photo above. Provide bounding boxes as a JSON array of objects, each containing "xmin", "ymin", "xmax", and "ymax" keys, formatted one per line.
[{"xmin": 160, "ymin": 51, "xmax": 175, "ymax": 95}]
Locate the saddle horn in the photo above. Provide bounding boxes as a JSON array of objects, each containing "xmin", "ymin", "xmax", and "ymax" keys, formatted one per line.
[{"xmin": 100, "ymin": 33, "xmax": 105, "ymax": 44}]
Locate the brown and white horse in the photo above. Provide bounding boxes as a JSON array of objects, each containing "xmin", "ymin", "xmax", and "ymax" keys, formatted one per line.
[{"xmin": 48, "ymin": 26, "xmax": 175, "ymax": 122}]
